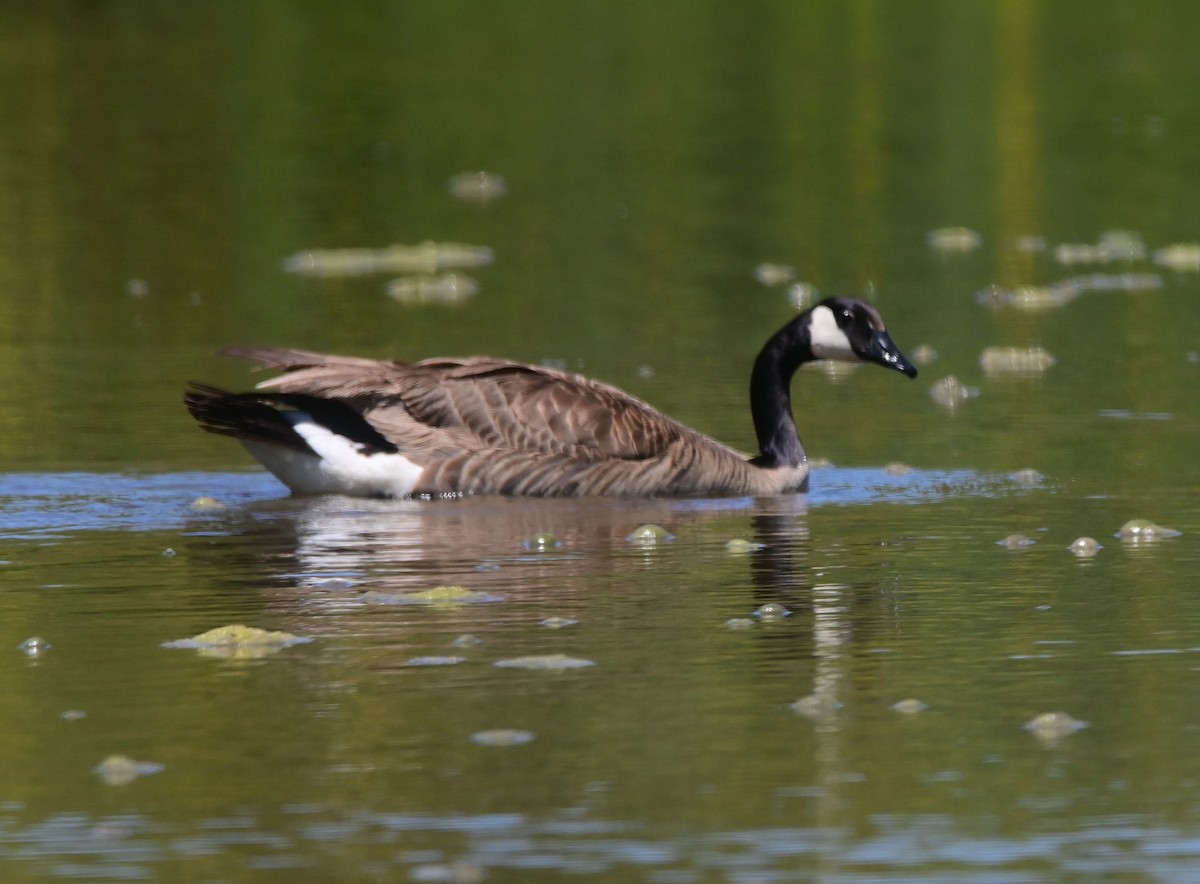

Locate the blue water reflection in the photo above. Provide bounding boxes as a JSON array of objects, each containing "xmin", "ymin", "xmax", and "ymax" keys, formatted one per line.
[
  {"xmin": 0, "ymin": 467, "xmax": 1008, "ymax": 539},
  {"xmin": 3, "ymin": 804, "xmax": 1200, "ymax": 881}
]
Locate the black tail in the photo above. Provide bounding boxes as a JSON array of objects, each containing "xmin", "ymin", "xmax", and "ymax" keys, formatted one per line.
[
  {"xmin": 184, "ymin": 383, "xmax": 311, "ymax": 452},
  {"xmin": 184, "ymin": 383, "xmax": 400, "ymax": 455}
]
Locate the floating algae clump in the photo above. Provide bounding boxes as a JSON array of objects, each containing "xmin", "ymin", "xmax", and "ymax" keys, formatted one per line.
[
  {"xmin": 626, "ymin": 524, "xmax": 674, "ymax": 547},
  {"xmin": 724, "ymin": 538, "xmax": 765, "ymax": 554},
  {"xmin": 447, "ymin": 170, "xmax": 508, "ymax": 203},
  {"xmin": 927, "ymin": 226, "xmax": 982, "ymax": 253},
  {"xmin": 911, "ymin": 343, "xmax": 938, "ymax": 364},
  {"xmin": 787, "ymin": 281, "xmax": 819, "ymax": 309},
  {"xmin": 997, "ymin": 534, "xmax": 1036, "ymax": 549},
  {"xmin": 401, "ymin": 585, "xmax": 504, "ymax": 605},
  {"xmin": 363, "ymin": 586, "xmax": 504, "ymax": 606},
  {"xmin": 494, "ymin": 654, "xmax": 595, "ymax": 671},
  {"xmin": 94, "ymin": 754, "xmax": 165, "ymax": 785},
  {"xmin": 929, "ymin": 375, "xmax": 979, "ymax": 409},
  {"xmin": 753, "ymin": 602, "xmax": 791, "ymax": 621},
  {"xmin": 1068, "ymin": 537, "xmax": 1102, "ymax": 558},
  {"xmin": 1116, "ymin": 519, "xmax": 1181, "ymax": 542},
  {"xmin": 17, "ymin": 636, "xmax": 50, "ymax": 658},
  {"xmin": 1010, "ymin": 468, "xmax": 1045, "ymax": 487},
  {"xmin": 524, "ymin": 531, "xmax": 561, "ymax": 551},
  {"xmin": 753, "ymin": 263, "xmax": 795, "ymax": 286},
  {"xmin": 1153, "ymin": 243, "xmax": 1200, "ymax": 272},
  {"xmin": 471, "ymin": 729, "xmax": 535, "ymax": 746},
  {"xmin": 977, "ymin": 284, "xmax": 1075, "ymax": 312},
  {"xmin": 791, "ymin": 693, "xmax": 843, "ymax": 719},
  {"xmin": 980, "ymin": 346, "xmax": 1057, "ymax": 376},
  {"xmin": 404, "ymin": 656, "xmax": 468, "ymax": 667},
  {"xmin": 386, "ymin": 272, "xmax": 479, "ymax": 305},
  {"xmin": 1024, "ymin": 711, "xmax": 1088, "ymax": 741},
  {"xmin": 162, "ymin": 625, "xmax": 312, "ymax": 659},
  {"xmin": 282, "ymin": 241, "xmax": 493, "ymax": 276}
]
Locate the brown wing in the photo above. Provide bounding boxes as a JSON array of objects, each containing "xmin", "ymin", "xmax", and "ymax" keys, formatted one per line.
[{"xmin": 224, "ymin": 347, "xmax": 688, "ymax": 462}]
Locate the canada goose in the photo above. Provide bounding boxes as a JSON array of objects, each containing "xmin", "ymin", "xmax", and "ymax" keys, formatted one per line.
[{"xmin": 184, "ymin": 297, "xmax": 917, "ymax": 498}]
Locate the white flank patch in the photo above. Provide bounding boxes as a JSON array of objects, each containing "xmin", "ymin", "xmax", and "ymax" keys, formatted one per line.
[
  {"xmin": 807, "ymin": 304, "xmax": 857, "ymax": 361},
  {"xmin": 242, "ymin": 416, "xmax": 424, "ymax": 498}
]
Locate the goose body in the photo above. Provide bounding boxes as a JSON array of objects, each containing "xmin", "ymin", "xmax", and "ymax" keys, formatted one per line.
[{"xmin": 185, "ymin": 297, "xmax": 917, "ymax": 499}]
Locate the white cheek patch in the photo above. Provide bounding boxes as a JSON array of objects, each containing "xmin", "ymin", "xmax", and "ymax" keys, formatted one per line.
[{"xmin": 808, "ymin": 305, "xmax": 857, "ymax": 361}]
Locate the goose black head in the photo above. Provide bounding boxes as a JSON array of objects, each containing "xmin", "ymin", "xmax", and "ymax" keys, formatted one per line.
[{"xmin": 807, "ymin": 297, "xmax": 918, "ymax": 378}]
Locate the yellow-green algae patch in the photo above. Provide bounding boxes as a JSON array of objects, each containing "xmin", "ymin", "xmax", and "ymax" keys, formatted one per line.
[
  {"xmin": 471, "ymin": 729, "xmax": 535, "ymax": 746},
  {"xmin": 1115, "ymin": 519, "xmax": 1181, "ymax": 542},
  {"xmin": 979, "ymin": 346, "xmax": 1057, "ymax": 376},
  {"xmin": 94, "ymin": 754, "xmax": 165, "ymax": 785},
  {"xmin": 494, "ymin": 653, "xmax": 595, "ymax": 671},
  {"xmin": 929, "ymin": 375, "xmax": 979, "ymax": 409},
  {"xmin": 447, "ymin": 170, "xmax": 508, "ymax": 203},
  {"xmin": 190, "ymin": 496, "xmax": 225, "ymax": 510},
  {"xmin": 626, "ymin": 524, "xmax": 674, "ymax": 547},
  {"xmin": 524, "ymin": 531, "xmax": 561, "ymax": 551},
  {"xmin": 724, "ymin": 538, "xmax": 765, "ymax": 554},
  {"xmin": 162, "ymin": 624, "xmax": 312, "ymax": 659},
  {"xmin": 1010, "ymin": 468, "xmax": 1045, "ymax": 487},
  {"xmin": 997, "ymin": 534, "xmax": 1035, "ymax": 549},
  {"xmin": 404, "ymin": 656, "xmax": 468, "ymax": 667},
  {"xmin": 753, "ymin": 602, "xmax": 791, "ymax": 620},
  {"xmin": 17, "ymin": 636, "xmax": 50, "ymax": 657},
  {"xmin": 362, "ymin": 585, "xmax": 504, "ymax": 606},
  {"xmin": 927, "ymin": 226, "xmax": 982, "ymax": 253},
  {"xmin": 790, "ymin": 693, "xmax": 843, "ymax": 719},
  {"xmin": 1025, "ymin": 710, "xmax": 1088, "ymax": 742}
]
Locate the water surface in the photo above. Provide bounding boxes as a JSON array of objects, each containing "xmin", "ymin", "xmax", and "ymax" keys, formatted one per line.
[{"xmin": 2, "ymin": 3, "xmax": 1200, "ymax": 881}]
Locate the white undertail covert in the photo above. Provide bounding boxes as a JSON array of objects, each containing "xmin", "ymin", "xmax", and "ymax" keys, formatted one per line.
[{"xmin": 245, "ymin": 415, "xmax": 424, "ymax": 498}]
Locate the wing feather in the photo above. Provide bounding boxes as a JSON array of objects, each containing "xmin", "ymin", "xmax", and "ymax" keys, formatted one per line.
[{"xmin": 230, "ymin": 349, "xmax": 692, "ymax": 461}]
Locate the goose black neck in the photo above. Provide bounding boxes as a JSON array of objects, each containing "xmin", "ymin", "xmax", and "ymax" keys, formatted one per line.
[{"xmin": 749, "ymin": 317, "xmax": 813, "ymax": 469}]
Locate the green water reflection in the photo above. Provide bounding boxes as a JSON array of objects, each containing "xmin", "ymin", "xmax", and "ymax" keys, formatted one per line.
[{"xmin": 1, "ymin": 2, "xmax": 1199, "ymax": 880}]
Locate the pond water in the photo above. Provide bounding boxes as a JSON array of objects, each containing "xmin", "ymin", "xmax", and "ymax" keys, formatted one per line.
[{"xmin": 3, "ymin": 3, "xmax": 1200, "ymax": 881}]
